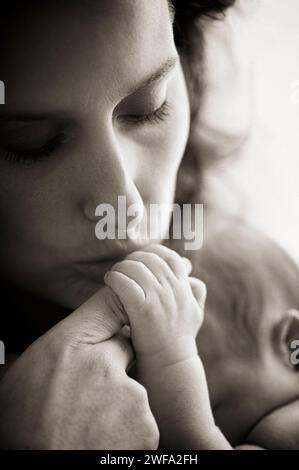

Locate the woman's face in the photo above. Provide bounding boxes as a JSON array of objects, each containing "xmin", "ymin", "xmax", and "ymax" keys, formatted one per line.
[{"xmin": 0, "ymin": 0, "xmax": 190, "ymax": 309}]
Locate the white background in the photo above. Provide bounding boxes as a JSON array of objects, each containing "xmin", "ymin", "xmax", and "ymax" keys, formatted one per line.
[{"xmin": 196, "ymin": 0, "xmax": 299, "ymax": 263}]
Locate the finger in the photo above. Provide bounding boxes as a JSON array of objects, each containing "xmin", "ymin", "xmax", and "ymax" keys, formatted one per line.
[
  {"xmin": 125, "ymin": 251, "xmax": 176, "ymax": 285},
  {"xmin": 143, "ymin": 244, "xmax": 191, "ymax": 279},
  {"xmin": 127, "ymin": 251, "xmax": 192, "ymax": 279},
  {"xmin": 96, "ymin": 335, "xmax": 135, "ymax": 372},
  {"xmin": 183, "ymin": 257, "xmax": 193, "ymax": 275},
  {"xmin": 104, "ymin": 269, "xmax": 146, "ymax": 311},
  {"xmin": 62, "ymin": 286, "xmax": 128, "ymax": 343},
  {"xmin": 189, "ymin": 277, "xmax": 207, "ymax": 310},
  {"xmin": 110, "ymin": 259, "xmax": 159, "ymax": 289}
]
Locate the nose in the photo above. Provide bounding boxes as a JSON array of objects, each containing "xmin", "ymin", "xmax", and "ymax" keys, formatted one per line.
[{"xmin": 82, "ymin": 133, "xmax": 144, "ymax": 226}]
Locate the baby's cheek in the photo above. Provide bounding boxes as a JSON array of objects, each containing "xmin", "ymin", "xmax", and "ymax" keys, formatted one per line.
[{"xmin": 246, "ymin": 403, "xmax": 299, "ymax": 450}]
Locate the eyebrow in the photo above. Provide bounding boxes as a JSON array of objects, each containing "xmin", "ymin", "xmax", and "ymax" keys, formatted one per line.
[
  {"xmin": 0, "ymin": 56, "xmax": 179, "ymax": 124},
  {"xmin": 126, "ymin": 55, "xmax": 179, "ymax": 95},
  {"xmin": 0, "ymin": 113, "xmax": 61, "ymax": 124}
]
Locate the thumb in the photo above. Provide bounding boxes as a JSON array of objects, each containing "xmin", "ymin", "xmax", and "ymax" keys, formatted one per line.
[
  {"xmin": 60, "ymin": 286, "xmax": 129, "ymax": 345},
  {"xmin": 93, "ymin": 332, "xmax": 135, "ymax": 373}
]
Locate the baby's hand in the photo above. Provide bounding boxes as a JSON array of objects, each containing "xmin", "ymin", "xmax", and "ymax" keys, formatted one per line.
[{"xmin": 104, "ymin": 245, "xmax": 206, "ymax": 361}]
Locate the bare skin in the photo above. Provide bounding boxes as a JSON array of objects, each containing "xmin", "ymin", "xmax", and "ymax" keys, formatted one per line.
[
  {"xmin": 0, "ymin": 0, "xmax": 189, "ymax": 449},
  {"xmin": 0, "ymin": 285, "xmax": 159, "ymax": 449}
]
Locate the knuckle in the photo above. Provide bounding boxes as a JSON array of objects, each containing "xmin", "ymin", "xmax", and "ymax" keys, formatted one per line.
[
  {"xmin": 146, "ymin": 243, "xmax": 162, "ymax": 251},
  {"xmin": 118, "ymin": 380, "xmax": 151, "ymax": 408},
  {"xmin": 144, "ymin": 244, "xmax": 166, "ymax": 258},
  {"xmin": 126, "ymin": 251, "xmax": 144, "ymax": 261},
  {"xmin": 126, "ymin": 258, "xmax": 146, "ymax": 270},
  {"xmin": 141, "ymin": 417, "xmax": 160, "ymax": 449},
  {"xmin": 128, "ymin": 251, "xmax": 158, "ymax": 266},
  {"xmin": 166, "ymin": 246, "xmax": 181, "ymax": 259},
  {"xmin": 110, "ymin": 261, "xmax": 123, "ymax": 271},
  {"xmin": 127, "ymin": 382, "xmax": 156, "ymax": 413},
  {"xmin": 129, "ymin": 380, "xmax": 149, "ymax": 404},
  {"xmin": 172, "ymin": 254, "xmax": 188, "ymax": 271},
  {"xmin": 96, "ymin": 353, "xmax": 121, "ymax": 379},
  {"xmin": 142, "ymin": 252, "xmax": 162, "ymax": 264},
  {"xmin": 163, "ymin": 249, "xmax": 182, "ymax": 267},
  {"xmin": 126, "ymin": 252, "xmax": 151, "ymax": 266},
  {"xmin": 162, "ymin": 245, "xmax": 180, "ymax": 260},
  {"xmin": 198, "ymin": 280, "xmax": 207, "ymax": 300},
  {"xmin": 197, "ymin": 277, "xmax": 206, "ymax": 289},
  {"xmin": 191, "ymin": 277, "xmax": 207, "ymax": 292}
]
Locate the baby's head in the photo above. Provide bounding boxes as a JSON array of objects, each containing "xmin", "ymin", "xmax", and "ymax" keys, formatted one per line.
[{"xmin": 191, "ymin": 218, "xmax": 299, "ymax": 446}]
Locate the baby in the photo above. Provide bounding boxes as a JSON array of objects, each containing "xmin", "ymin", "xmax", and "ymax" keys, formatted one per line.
[
  {"xmin": 103, "ymin": 219, "xmax": 299, "ymax": 449},
  {"xmin": 104, "ymin": 243, "xmax": 228, "ymax": 449},
  {"xmin": 190, "ymin": 218, "xmax": 299, "ymax": 449}
]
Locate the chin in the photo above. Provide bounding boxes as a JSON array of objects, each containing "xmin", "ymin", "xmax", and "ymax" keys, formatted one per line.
[{"xmin": 39, "ymin": 277, "xmax": 104, "ymax": 311}]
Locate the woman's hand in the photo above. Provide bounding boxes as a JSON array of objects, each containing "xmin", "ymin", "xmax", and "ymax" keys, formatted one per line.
[{"xmin": 0, "ymin": 286, "xmax": 159, "ymax": 449}]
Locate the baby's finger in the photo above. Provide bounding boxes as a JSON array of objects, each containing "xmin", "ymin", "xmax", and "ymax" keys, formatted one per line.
[
  {"xmin": 189, "ymin": 277, "xmax": 207, "ymax": 310},
  {"xmin": 109, "ymin": 259, "xmax": 159, "ymax": 292},
  {"xmin": 143, "ymin": 244, "xmax": 191, "ymax": 279},
  {"xmin": 183, "ymin": 257, "xmax": 192, "ymax": 275},
  {"xmin": 126, "ymin": 251, "xmax": 175, "ymax": 285},
  {"xmin": 104, "ymin": 270, "xmax": 146, "ymax": 311}
]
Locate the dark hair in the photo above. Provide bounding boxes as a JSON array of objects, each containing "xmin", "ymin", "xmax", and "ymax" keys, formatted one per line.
[
  {"xmin": 172, "ymin": 1, "xmax": 236, "ymax": 204},
  {"xmin": 172, "ymin": 0, "xmax": 236, "ymax": 50}
]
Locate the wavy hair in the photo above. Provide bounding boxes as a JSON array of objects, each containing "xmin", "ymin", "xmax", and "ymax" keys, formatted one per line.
[{"xmin": 171, "ymin": 1, "xmax": 236, "ymax": 203}]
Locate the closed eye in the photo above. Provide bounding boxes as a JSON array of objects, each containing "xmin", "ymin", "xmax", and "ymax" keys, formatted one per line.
[
  {"xmin": 2, "ymin": 133, "xmax": 64, "ymax": 165},
  {"xmin": 117, "ymin": 100, "xmax": 171, "ymax": 127}
]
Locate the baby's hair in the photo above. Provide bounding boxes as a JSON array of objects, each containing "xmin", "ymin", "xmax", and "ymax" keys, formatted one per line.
[{"xmin": 192, "ymin": 219, "xmax": 299, "ymax": 357}]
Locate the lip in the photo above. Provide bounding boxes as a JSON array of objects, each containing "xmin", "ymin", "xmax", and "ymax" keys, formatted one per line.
[
  {"xmin": 83, "ymin": 240, "xmax": 153, "ymax": 264},
  {"xmin": 75, "ymin": 242, "xmax": 151, "ymax": 283}
]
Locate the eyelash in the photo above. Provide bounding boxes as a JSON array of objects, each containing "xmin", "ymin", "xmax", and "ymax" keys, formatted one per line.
[
  {"xmin": 2, "ymin": 101, "xmax": 171, "ymax": 165},
  {"xmin": 3, "ymin": 135, "xmax": 64, "ymax": 165},
  {"xmin": 118, "ymin": 100, "xmax": 171, "ymax": 126}
]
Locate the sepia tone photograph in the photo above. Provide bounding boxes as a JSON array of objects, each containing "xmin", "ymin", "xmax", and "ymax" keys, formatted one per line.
[{"xmin": 0, "ymin": 0, "xmax": 299, "ymax": 459}]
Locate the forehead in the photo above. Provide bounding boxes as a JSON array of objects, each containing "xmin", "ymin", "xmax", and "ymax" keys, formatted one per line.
[{"xmin": 0, "ymin": 0, "xmax": 175, "ymax": 113}]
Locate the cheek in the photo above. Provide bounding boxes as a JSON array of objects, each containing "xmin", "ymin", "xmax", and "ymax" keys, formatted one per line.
[
  {"xmin": 0, "ymin": 180, "xmax": 36, "ymax": 247},
  {"xmin": 139, "ymin": 70, "xmax": 190, "ymax": 198},
  {"xmin": 0, "ymin": 184, "xmax": 50, "ymax": 275},
  {"xmin": 0, "ymin": 168, "xmax": 73, "ymax": 268},
  {"xmin": 159, "ymin": 69, "xmax": 190, "ymax": 171}
]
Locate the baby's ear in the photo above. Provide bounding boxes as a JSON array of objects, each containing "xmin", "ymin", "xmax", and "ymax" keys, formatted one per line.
[{"xmin": 273, "ymin": 309, "xmax": 299, "ymax": 369}]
